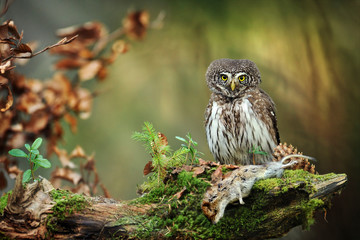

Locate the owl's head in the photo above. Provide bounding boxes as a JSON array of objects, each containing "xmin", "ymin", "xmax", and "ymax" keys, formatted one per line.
[{"xmin": 205, "ymin": 59, "xmax": 261, "ymax": 98}]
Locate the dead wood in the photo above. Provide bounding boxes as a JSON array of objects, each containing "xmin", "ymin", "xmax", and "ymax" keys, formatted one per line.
[{"xmin": 0, "ymin": 171, "xmax": 347, "ymax": 239}]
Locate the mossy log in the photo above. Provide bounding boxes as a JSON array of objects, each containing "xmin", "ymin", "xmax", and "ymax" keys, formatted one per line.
[{"xmin": 0, "ymin": 170, "xmax": 347, "ymax": 239}]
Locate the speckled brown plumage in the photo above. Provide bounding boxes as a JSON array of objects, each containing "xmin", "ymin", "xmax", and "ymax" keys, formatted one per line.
[{"xmin": 205, "ymin": 59, "xmax": 279, "ymax": 165}]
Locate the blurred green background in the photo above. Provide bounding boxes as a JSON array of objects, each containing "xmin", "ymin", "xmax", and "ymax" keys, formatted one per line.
[{"xmin": 4, "ymin": 0, "xmax": 359, "ymax": 239}]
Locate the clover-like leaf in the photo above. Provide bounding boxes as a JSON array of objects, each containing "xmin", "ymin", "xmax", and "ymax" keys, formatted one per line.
[
  {"xmin": 31, "ymin": 137, "xmax": 43, "ymax": 150},
  {"xmin": 22, "ymin": 169, "xmax": 32, "ymax": 183},
  {"xmin": 8, "ymin": 149, "xmax": 28, "ymax": 158}
]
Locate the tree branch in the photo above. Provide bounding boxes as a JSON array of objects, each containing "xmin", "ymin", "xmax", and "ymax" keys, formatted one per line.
[{"xmin": 0, "ymin": 170, "xmax": 347, "ymax": 239}]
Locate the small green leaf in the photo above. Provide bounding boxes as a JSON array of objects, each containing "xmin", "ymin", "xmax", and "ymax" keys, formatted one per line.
[
  {"xmin": 36, "ymin": 158, "xmax": 51, "ymax": 168},
  {"xmin": 25, "ymin": 144, "xmax": 31, "ymax": 151},
  {"xmin": 22, "ymin": 169, "xmax": 32, "ymax": 183},
  {"xmin": 8, "ymin": 149, "xmax": 28, "ymax": 158},
  {"xmin": 175, "ymin": 136, "xmax": 187, "ymax": 143},
  {"xmin": 33, "ymin": 163, "xmax": 39, "ymax": 171},
  {"xmin": 30, "ymin": 149, "xmax": 40, "ymax": 155},
  {"xmin": 31, "ymin": 138, "xmax": 43, "ymax": 150}
]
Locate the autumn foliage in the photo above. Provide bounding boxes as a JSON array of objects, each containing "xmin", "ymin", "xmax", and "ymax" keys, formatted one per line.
[{"xmin": 0, "ymin": 6, "xmax": 154, "ymax": 197}]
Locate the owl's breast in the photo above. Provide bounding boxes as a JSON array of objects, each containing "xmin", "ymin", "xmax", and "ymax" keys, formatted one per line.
[
  {"xmin": 205, "ymin": 96, "xmax": 276, "ymax": 165},
  {"xmin": 205, "ymin": 99, "xmax": 240, "ymax": 164}
]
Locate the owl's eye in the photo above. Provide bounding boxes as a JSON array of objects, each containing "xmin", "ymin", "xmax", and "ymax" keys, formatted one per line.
[
  {"xmin": 238, "ymin": 75, "xmax": 246, "ymax": 81},
  {"xmin": 221, "ymin": 74, "xmax": 228, "ymax": 81}
]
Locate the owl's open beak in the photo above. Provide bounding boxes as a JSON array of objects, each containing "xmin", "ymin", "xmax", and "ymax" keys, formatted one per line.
[{"xmin": 230, "ymin": 79, "xmax": 236, "ymax": 91}]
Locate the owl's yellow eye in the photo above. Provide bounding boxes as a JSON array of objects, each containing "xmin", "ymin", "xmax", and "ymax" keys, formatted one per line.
[
  {"xmin": 221, "ymin": 74, "xmax": 228, "ymax": 81},
  {"xmin": 238, "ymin": 75, "xmax": 246, "ymax": 81}
]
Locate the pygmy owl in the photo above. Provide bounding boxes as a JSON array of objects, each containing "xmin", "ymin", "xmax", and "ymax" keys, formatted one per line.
[{"xmin": 205, "ymin": 59, "xmax": 280, "ymax": 165}]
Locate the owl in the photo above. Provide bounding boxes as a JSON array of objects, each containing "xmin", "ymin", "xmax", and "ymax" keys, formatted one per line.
[{"xmin": 205, "ymin": 59, "xmax": 280, "ymax": 165}]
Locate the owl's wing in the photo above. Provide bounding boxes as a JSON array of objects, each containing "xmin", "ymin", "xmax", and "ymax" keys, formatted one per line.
[
  {"xmin": 251, "ymin": 89, "xmax": 280, "ymax": 144},
  {"xmin": 204, "ymin": 93, "xmax": 215, "ymax": 126}
]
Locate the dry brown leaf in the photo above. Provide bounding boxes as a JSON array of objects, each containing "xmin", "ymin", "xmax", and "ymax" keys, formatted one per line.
[
  {"xmin": 174, "ymin": 186, "xmax": 186, "ymax": 199},
  {"xmin": 56, "ymin": 22, "xmax": 106, "ymax": 45},
  {"xmin": 55, "ymin": 58, "xmax": 86, "ymax": 70},
  {"xmin": 96, "ymin": 65, "xmax": 107, "ymax": 80},
  {"xmin": 158, "ymin": 132, "xmax": 168, "ymax": 146},
  {"xmin": 70, "ymin": 145, "xmax": 87, "ymax": 159},
  {"xmin": 7, "ymin": 20, "xmax": 20, "ymax": 39},
  {"xmin": 211, "ymin": 165, "xmax": 223, "ymax": 184},
  {"xmin": 6, "ymin": 132, "xmax": 26, "ymax": 149},
  {"xmin": 0, "ymin": 60, "xmax": 12, "ymax": 74},
  {"xmin": 143, "ymin": 161, "xmax": 153, "ymax": 176},
  {"xmin": 199, "ymin": 158, "xmax": 219, "ymax": 167},
  {"xmin": 51, "ymin": 167, "xmax": 82, "ymax": 185},
  {"xmin": 17, "ymin": 91, "xmax": 45, "ymax": 114},
  {"xmin": 25, "ymin": 79, "xmax": 43, "ymax": 93},
  {"xmin": 64, "ymin": 113, "xmax": 78, "ymax": 133},
  {"xmin": 71, "ymin": 182, "xmax": 91, "ymax": 196},
  {"xmin": 68, "ymin": 87, "xmax": 93, "ymax": 119},
  {"xmin": 7, "ymin": 165, "xmax": 22, "ymax": 178},
  {"xmin": 199, "ymin": 159, "xmax": 208, "ymax": 165},
  {"xmin": 13, "ymin": 43, "xmax": 32, "ymax": 54},
  {"xmin": 0, "ymin": 110, "xmax": 13, "ymax": 137},
  {"xmin": 83, "ymin": 155, "xmax": 96, "ymax": 171},
  {"xmin": 192, "ymin": 166, "xmax": 205, "ymax": 177},
  {"xmin": 0, "ymin": 20, "xmax": 20, "ymax": 40},
  {"xmin": 78, "ymin": 60, "xmax": 102, "ymax": 81},
  {"xmin": 0, "ymin": 77, "xmax": 13, "ymax": 112},
  {"xmin": 24, "ymin": 110, "xmax": 49, "ymax": 133},
  {"xmin": 224, "ymin": 164, "xmax": 239, "ymax": 170},
  {"xmin": 10, "ymin": 123, "xmax": 23, "ymax": 132},
  {"xmin": 50, "ymin": 41, "xmax": 93, "ymax": 58},
  {"xmin": 14, "ymin": 41, "xmax": 38, "ymax": 65},
  {"xmin": 123, "ymin": 11, "xmax": 149, "ymax": 40},
  {"xmin": 53, "ymin": 146, "xmax": 76, "ymax": 169}
]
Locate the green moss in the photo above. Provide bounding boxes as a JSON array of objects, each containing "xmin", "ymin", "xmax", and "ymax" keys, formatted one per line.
[
  {"xmin": 297, "ymin": 198, "xmax": 325, "ymax": 230},
  {"xmin": 0, "ymin": 191, "xmax": 11, "ymax": 215},
  {"xmin": 129, "ymin": 169, "xmax": 338, "ymax": 239},
  {"xmin": 253, "ymin": 177, "xmax": 283, "ymax": 193},
  {"xmin": 254, "ymin": 170, "xmax": 339, "ymax": 195},
  {"xmin": 131, "ymin": 170, "xmax": 280, "ymax": 239},
  {"xmin": 46, "ymin": 189, "xmax": 89, "ymax": 233}
]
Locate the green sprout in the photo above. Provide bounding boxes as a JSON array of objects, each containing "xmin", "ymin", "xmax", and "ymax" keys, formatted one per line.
[
  {"xmin": 132, "ymin": 122, "xmax": 202, "ymax": 192},
  {"xmin": 249, "ymin": 145, "xmax": 268, "ymax": 165},
  {"xmin": 8, "ymin": 137, "xmax": 51, "ymax": 184},
  {"xmin": 176, "ymin": 133, "xmax": 203, "ymax": 165}
]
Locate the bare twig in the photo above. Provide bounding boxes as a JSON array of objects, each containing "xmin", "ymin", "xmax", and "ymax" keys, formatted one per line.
[
  {"xmin": 92, "ymin": 11, "xmax": 165, "ymax": 56},
  {"xmin": 1, "ymin": 35, "xmax": 78, "ymax": 63}
]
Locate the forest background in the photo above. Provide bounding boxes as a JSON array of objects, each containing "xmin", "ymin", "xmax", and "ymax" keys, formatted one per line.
[{"xmin": 1, "ymin": 0, "xmax": 359, "ymax": 239}]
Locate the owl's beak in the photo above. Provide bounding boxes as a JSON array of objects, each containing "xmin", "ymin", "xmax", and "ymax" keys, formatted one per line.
[{"xmin": 230, "ymin": 79, "xmax": 236, "ymax": 91}]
